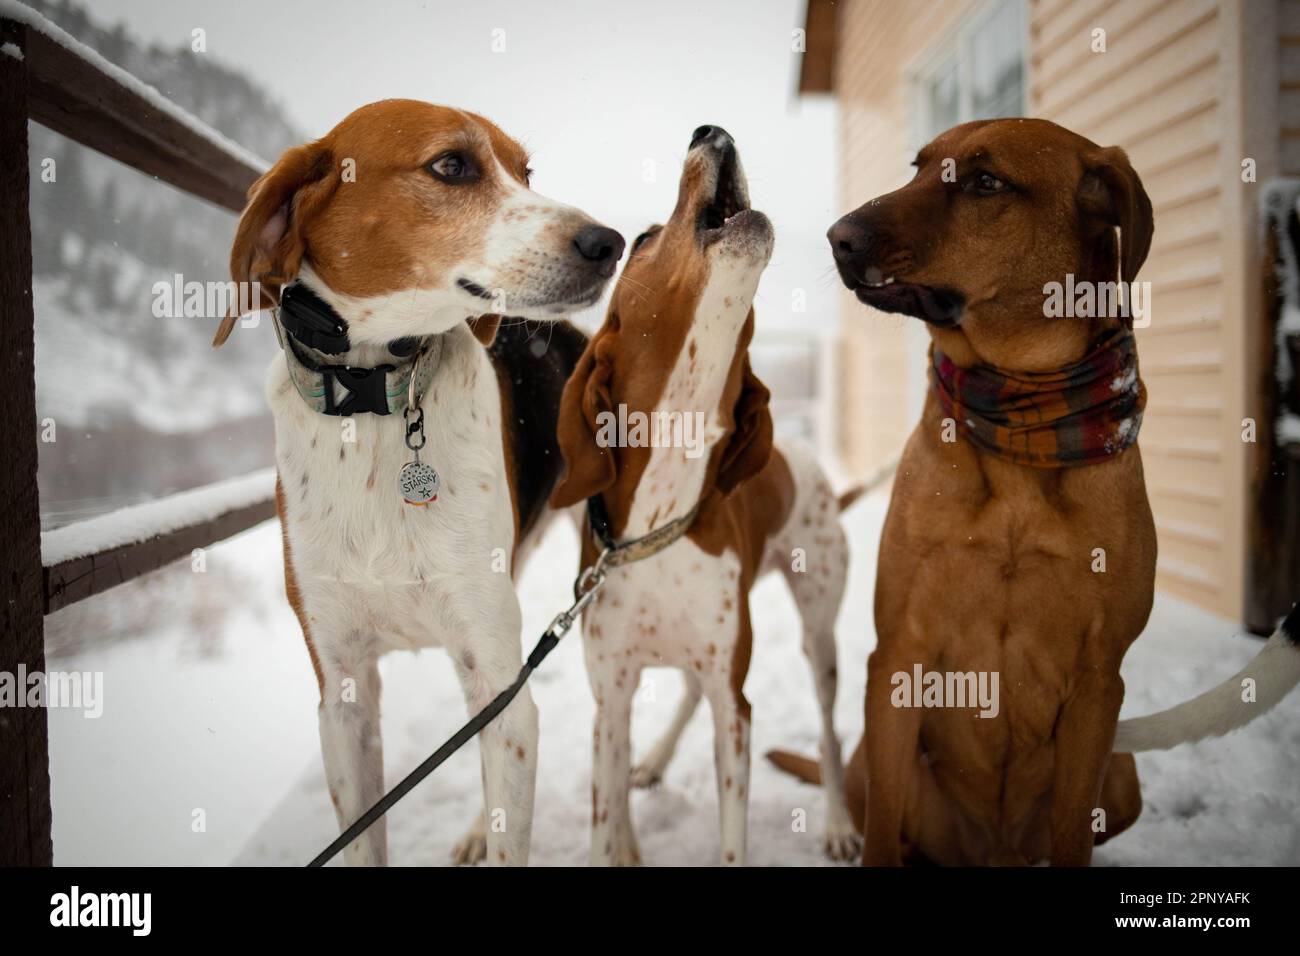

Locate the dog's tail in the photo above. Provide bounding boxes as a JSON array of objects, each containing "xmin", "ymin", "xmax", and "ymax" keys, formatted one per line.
[
  {"xmin": 837, "ymin": 458, "xmax": 899, "ymax": 513},
  {"xmin": 1113, "ymin": 604, "xmax": 1300, "ymax": 753},
  {"xmin": 837, "ymin": 486, "xmax": 868, "ymax": 512},
  {"xmin": 765, "ymin": 749, "xmax": 822, "ymax": 785}
]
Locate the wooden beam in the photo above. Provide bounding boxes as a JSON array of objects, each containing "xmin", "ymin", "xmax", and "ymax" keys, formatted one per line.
[
  {"xmin": 0, "ymin": 20, "xmax": 53, "ymax": 867},
  {"xmin": 43, "ymin": 497, "xmax": 276, "ymax": 615},
  {"xmin": 798, "ymin": 0, "xmax": 839, "ymax": 94},
  {"xmin": 1245, "ymin": 190, "xmax": 1300, "ymax": 634},
  {"xmin": 6, "ymin": 15, "xmax": 261, "ymax": 213}
]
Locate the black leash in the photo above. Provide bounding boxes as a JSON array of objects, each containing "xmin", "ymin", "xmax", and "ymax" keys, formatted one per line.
[
  {"xmin": 305, "ymin": 496, "xmax": 701, "ymax": 867},
  {"xmin": 308, "ymin": 629, "xmax": 560, "ymax": 866}
]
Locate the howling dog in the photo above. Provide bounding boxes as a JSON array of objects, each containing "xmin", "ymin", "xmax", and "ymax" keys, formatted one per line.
[{"xmin": 550, "ymin": 126, "xmax": 860, "ymax": 865}]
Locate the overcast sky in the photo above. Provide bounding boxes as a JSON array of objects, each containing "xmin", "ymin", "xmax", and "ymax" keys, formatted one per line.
[{"xmin": 84, "ymin": 0, "xmax": 842, "ymax": 332}]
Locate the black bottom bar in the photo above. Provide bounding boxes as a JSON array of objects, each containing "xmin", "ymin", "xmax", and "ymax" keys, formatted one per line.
[{"xmin": 0, "ymin": 865, "xmax": 1281, "ymax": 941}]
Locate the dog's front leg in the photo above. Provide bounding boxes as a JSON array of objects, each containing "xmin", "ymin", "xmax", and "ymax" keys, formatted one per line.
[
  {"xmin": 451, "ymin": 595, "xmax": 537, "ymax": 866},
  {"xmin": 1049, "ymin": 672, "xmax": 1124, "ymax": 866},
  {"xmin": 317, "ymin": 636, "xmax": 387, "ymax": 866},
  {"xmin": 587, "ymin": 656, "xmax": 641, "ymax": 866},
  {"xmin": 862, "ymin": 645, "xmax": 923, "ymax": 866},
  {"xmin": 703, "ymin": 676, "xmax": 751, "ymax": 866}
]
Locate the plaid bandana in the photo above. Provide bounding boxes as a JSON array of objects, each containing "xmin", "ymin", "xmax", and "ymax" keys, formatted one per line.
[{"xmin": 930, "ymin": 329, "xmax": 1146, "ymax": 468}]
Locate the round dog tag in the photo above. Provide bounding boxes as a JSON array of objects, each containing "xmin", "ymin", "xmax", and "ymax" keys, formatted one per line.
[{"xmin": 399, "ymin": 460, "xmax": 440, "ymax": 506}]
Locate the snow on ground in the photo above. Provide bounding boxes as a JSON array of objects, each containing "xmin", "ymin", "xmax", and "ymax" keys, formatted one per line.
[{"xmin": 47, "ymin": 485, "xmax": 1300, "ymax": 867}]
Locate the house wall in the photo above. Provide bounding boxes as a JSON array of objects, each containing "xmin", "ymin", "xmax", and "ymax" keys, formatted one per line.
[
  {"xmin": 831, "ymin": 0, "xmax": 978, "ymax": 477},
  {"xmin": 830, "ymin": 0, "xmax": 1283, "ymax": 619},
  {"xmin": 1282, "ymin": 0, "xmax": 1300, "ymax": 177}
]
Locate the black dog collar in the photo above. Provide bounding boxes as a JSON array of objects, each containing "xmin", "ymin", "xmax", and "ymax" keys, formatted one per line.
[
  {"xmin": 273, "ymin": 282, "xmax": 434, "ymax": 417},
  {"xmin": 279, "ymin": 282, "xmax": 351, "ymax": 354},
  {"xmin": 279, "ymin": 282, "xmax": 420, "ymax": 358}
]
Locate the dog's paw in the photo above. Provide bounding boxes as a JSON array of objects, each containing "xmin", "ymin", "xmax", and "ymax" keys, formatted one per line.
[
  {"xmin": 612, "ymin": 839, "xmax": 643, "ymax": 867},
  {"xmin": 630, "ymin": 763, "xmax": 663, "ymax": 789},
  {"xmin": 824, "ymin": 824, "xmax": 864, "ymax": 862},
  {"xmin": 450, "ymin": 831, "xmax": 487, "ymax": 866}
]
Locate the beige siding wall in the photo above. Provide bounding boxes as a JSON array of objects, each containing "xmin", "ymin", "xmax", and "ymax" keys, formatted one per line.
[
  {"xmin": 1030, "ymin": 0, "xmax": 1257, "ymax": 617},
  {"xmin": 1284, "ymin": 0, "xmax": 1300, "ymax": 176},
  {"xmin": 831, "ymin": 0, "xmax": 1285, "ymax": 618},
  {"xmin": 832, "ymin": 0, "xmax": 979, "ymax": 477}
]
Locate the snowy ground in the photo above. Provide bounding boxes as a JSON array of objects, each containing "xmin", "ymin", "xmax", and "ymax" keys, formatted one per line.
[{"xmin": 46, "ymin": 485, "xmax": 1300, "ymax": 867}]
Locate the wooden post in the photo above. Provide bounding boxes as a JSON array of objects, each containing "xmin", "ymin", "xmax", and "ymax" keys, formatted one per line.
[
  {"xmin": 0, "ymin": 20, "xmax": 54, "ymax": 866},
  {"xmin": 1246, "ymin": 195, "xmax": 1300, "ymax": 635}
]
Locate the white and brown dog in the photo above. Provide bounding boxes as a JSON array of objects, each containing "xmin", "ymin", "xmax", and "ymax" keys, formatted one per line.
[
  {"xmin": 550, "ymin": 126, "xmax": 859, "ymax": 865},
  {"xmin": 213, "ymin": 99, "xmax": 623, "ymax": 866}
]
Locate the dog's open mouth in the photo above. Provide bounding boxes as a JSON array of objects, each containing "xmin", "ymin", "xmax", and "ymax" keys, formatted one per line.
[
  {"xmin": 698, "ymin": 144, "xmax": 746, "ymax": 233},
  {"xmin": 693, "ymin": 143, "xmax": 771, "ymax": 249},
  {"xmin": 848, "ymin": 273, "xmax": 965, "ymax": 328}
]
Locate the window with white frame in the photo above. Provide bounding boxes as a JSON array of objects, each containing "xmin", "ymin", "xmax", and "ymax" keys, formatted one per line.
[
  {"xmin": 902, "ymin": 0, "xmax": 1027, "ymax": 424},
  {"xmin": 913, "ymin": 0, "xmax": 1026, "ymax": 146}
]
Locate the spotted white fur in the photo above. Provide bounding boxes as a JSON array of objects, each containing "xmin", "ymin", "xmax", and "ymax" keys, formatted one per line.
[
  {"xmin": 581, "ymin": 225, "xmax": 858, "ymax": 865},
  {"xmin": 269, "ymin": 312, "xmax": 537, "ymax": 866},
  {"xmin": 271, "ymin": 153, "xmax": 613, "ymax": 865},
  {"xmin": 624, "ymin": 443, "xmax": 861, "ymax": 861}
]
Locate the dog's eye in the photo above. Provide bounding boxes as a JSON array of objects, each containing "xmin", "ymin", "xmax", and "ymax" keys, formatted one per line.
[
  {"xmin": 524, "ymin": 167, "xmax": 534, "ymax": 186},
  {"xmin": 969, "ymin": 172, "xmax": 1006, "ymax": 195},
  {"xmin": 631, "ymin": 225, "xmax": 662, "ymax": 253},
  {"xmin": 428, "ymin": 152, "xmax": 476, "ymax": 183}
]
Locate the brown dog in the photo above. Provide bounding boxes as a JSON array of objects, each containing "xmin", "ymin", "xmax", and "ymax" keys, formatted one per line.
[{"xmin": 769, "ymin": 118, "xmax": 1300, "ymax": 866}]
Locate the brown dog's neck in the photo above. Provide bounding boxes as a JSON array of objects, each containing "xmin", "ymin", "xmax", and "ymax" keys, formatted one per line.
[
  {"xmin": 928, "ymin": 312, "xmax": 1123, "ymax": 373},
  {"xmin": 926, "ymin": 325, "xmax": 1145, "ymax": 470}
]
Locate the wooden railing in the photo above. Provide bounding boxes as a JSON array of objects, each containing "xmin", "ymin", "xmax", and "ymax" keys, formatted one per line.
[{"xmin": 0, "ymin": 5, "xmax": 275, "ymax": 865}]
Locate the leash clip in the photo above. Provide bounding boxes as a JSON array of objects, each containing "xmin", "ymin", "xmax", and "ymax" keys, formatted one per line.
[
  {"xmin": 573, "ymin": 548, "xmax": 611, "ymax": 605},
  {"xmin": 544, "ymin": 549, "xmax": 612, "ymax": 639},
  {"xmin": 403, "ymin": 406, "xmax": 426, "ymax": 451}
]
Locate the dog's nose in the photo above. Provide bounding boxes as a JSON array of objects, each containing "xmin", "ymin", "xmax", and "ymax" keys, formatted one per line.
[
  {"xmin": 573, "ymin": 224, "xmax": 626, "ymax": 276},
  {"xmin": 690, "ymin": 125, "xmax": 732, "ymax": 149},
  {"xmin": 827, "ymin": 216, "xmax": 870, "ymax": 263}
]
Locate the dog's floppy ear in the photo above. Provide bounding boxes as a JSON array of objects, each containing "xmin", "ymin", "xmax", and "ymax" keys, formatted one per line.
[
  {"xmin": 1077, "ymin": 146, "xmax": 1154, "ymax": 302},
  {"xmin": 213, "ymin": 140, "xmax": 337, "ymax": 347},
  {"xmin": 467, "ymin": 315, "xmax": 502, "ymax": 346},
  {"xmin": 715, "ymin": 354, "xmax": 773, "ymax": 496},
  {"xmin": 551, "ymin": 322, "xmax": 618, "ymax": 508}
]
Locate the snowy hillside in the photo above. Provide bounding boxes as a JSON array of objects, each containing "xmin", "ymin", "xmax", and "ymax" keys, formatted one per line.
[{"xmin": 26, "ymin": 0, "xmax": 299, "ymax": 524}]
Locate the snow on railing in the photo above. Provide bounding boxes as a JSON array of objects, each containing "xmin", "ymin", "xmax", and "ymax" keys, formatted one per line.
[{"xmin": 41, "ymin": 469, "xmax": 278, "ymax": 614}]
